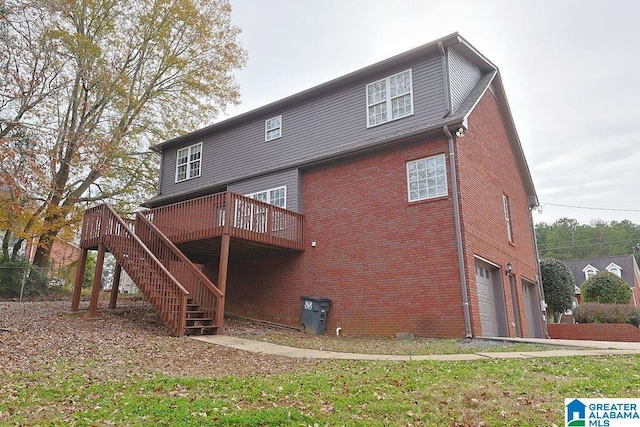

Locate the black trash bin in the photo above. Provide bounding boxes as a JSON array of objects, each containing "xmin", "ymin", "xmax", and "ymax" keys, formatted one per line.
[{"xmin": 300, "ymin": 296, "xmax": 332, "ymax": 334}]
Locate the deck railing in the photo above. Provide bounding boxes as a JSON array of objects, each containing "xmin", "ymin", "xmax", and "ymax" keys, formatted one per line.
[{"xmin": 143, "ymin": 192, "xmax": 304, "ymax": 250}]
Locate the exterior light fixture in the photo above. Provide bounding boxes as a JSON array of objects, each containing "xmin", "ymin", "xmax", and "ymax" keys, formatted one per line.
[{"xmin": 505, "ymin": 262, "xmax": 513, "ymax": 276}]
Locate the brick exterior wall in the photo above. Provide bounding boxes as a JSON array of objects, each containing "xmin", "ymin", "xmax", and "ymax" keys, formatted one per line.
[
  {"xmin": 222, "ymin": 91, "xmax": 542, "ymax": 338},
  {"xmin": 548, "ymin": 323, "xmax": 640, "ymax": 342},
  {"xmin": 455, "ymin": 90, "xmax": 542, "ymax": 338}
]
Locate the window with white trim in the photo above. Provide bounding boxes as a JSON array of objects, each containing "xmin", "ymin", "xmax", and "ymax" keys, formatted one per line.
[
  {"xmin": 583, "ymin": 265, "xmax": 598, "ymax": 280},
  {"xmin": 606, "ymin": 262, "xmax": 622, "ymax": 278},
  {"xmin": 406, "ymin": 154, "xmax": 447, "ymax": 202},
  {"xmin": 175, "ymin": 142, "xmax": 202, "ymax": 182},
  {"xmin": 236, "ymin": 186, "xmax": 287, "ymax": 232},
  {"xmin": 366, "ymin": 69, "xmax": 413, "ymax": 127},
  {"xmin": 503, "ymin": 195, "xmax": 513, "ymax": 243},
  {"xmin": 265, "ymin": 116, "xmax": 282, "ymax": 141},
  {"xmin": 246, "ymin": 186, "xmax": 286, "ymax": 208}
]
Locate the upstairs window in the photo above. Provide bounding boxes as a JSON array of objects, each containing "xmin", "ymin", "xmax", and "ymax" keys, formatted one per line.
[
  {"xmin": 366, "ymin": 69, "xmax": 413, "ymax": 127},
  {"xmin": 265, "ymin": 116, "xmax": 282, "ymax": 141},
  {"xmin": 503, "ymin": 195, "xmax": 513, "ymax": 244},
  {"xmin": 175, "ymin": 142, "xmax": 202, "ymax": 182},
  {"xmin": 406, "ymin": 154, "xmax": 447, "ymax": 202}
]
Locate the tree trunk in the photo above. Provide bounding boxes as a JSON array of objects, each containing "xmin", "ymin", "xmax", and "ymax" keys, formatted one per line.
[
  {"xmin": 32, "ymin": 231, "xmax": 55, "ymax": 269},
  {"xmin": 1, "ymin": 231, "xmax": 10, "ymax": 262},
  {"xmin": 11, "ymin": 237, "xmax": 24, "ymax": 262}
]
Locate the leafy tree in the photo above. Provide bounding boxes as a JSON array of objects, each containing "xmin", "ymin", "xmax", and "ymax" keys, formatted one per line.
[
  {"xmin": 581, "ymin": 271, "xmax": 632, "ymax": 304},
  {"xmin": 0, "ymin": 0, "xmax": 247, "ymax": 267},
  {"xmin": 540, "ymin": 258, "xmax": 575, "ymax": 322},
  {"xmin": 82, "ymin": 251, "xmax": 97, "ymax": 289},
  {"xmin": 536, "ymin": 218, "xmax": 640, "ymax": 264}
]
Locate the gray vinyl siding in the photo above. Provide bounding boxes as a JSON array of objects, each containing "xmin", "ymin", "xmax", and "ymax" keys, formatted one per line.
[
  {"xmin": 158, "ymin": 55, "xmax": 446, "ymax": 201},
  {"xmin": 227, "ymin": 169, "xmax": 301, "ymax": 213},
  {"xmin": 448, "ymin": 47, "xmax": 482, "ymax": 114}
]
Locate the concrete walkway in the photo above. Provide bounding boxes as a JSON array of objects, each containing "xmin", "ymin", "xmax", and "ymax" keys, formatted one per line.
[{"xmin": 191, "ymin": 335, "xmax": 640, "ymax": 361}]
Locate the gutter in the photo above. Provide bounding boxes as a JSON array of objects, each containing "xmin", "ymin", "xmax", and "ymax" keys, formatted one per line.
[{"xmin": 443, "ymin": 125, "xmax": 473, "ymax": 338}]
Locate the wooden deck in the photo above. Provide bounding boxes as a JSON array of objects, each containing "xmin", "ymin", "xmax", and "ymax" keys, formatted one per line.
[
  {"xmin": 74, "ymin": 192, "xmax": 304, "ymax": 336},
  {"xmin": 80, "ymin": 192, "xmax": 305, "ymax": 260}
]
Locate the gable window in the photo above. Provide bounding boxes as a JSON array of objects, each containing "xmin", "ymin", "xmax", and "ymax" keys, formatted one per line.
[
  {"xmin": 583, "ymin": 265, "xmax": 598, "ymax": 280},
  {"xmin": 366, "ymin": 69, "xmax": 413, "ymax": 127},
  {"xmin": 406, "ymin": 154, "xmax": 447, "ymax": 202},
  {"xmin": 503, "ymin": 195, "xmax": 513, "ymax": 244},
  {"xmin": 175, "ymin": 142, "xmax": 202, "ymax": 182},
  {"xmin": 265, "ymin": 116, "xmax": 282, "ymax": 141},
  {"xmin": 606, "ymin": 263, "xmax": 622, "ymax": 278}
]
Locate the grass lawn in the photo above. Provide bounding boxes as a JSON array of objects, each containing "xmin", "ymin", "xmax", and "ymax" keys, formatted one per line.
[
  {"xmin": 2, "ymin": 355, "xmax": 639, "ymax": 426},
  {"xmin": 232, "ymin": 330, "xmax": 574, "ymax": 355},
  {"xmin": 2, "ymin": 297, "xmax": 639, "ymax": 426}
]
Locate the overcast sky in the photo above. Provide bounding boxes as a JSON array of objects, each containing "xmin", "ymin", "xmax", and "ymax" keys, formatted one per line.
[{"xmin": 221, "ymin": 0, "xmax": 640, "ymax": 225}]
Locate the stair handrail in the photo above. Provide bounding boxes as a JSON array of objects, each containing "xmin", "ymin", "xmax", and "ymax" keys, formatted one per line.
[
  {"xmin": 100, "ymin": 204, "xmax": 190, "ymax": 297},
  {"xmin": 135, "ymin": 212, "xmax": 223, "ymax": 298}
]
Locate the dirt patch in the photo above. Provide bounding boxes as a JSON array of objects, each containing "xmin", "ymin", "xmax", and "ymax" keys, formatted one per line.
[
  {"xmin": 0, "ymin": 298, "xmax": 308, "ymax": 380},
  {"xmin": 0, "ymin": 297, "xmax": 563, "ymax": 377}
]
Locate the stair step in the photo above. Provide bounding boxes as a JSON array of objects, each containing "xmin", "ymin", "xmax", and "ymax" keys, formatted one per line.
[
  {"xmin": 184, "ymin": 324, "xmax": 219, "ymax": 336},
  {"xmin": 186, "ymin": 311, "xmax": 207, "ymax": 318},
  {"xmin": 186, "ymin": 317, "xmax": 214, "ymax": 325}
]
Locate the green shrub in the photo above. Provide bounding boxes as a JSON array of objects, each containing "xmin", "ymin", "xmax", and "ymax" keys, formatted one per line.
[
  {"xmin": 573, "ymin": 303, "xmax": 640, "ymax": 327},
  {"xmin": 540, "ymin": 258, "xmax": 575, "ymax": 322},
  {"xmin": 581, "ymin": 271, "xmax": 632, "ymax": 304}
]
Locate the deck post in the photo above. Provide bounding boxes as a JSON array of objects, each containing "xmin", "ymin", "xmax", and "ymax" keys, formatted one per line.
[
  {"xmin": 71, "ymin": 248, "xmax": 88, "ymax": 312},
  {"xmin": 87, "ymin": 243, "xmax": 106, "ymax": 318},
  {"xmin": 109, "ymin": 263, "xmax": 122, "ymax": 309},
  {"xmin": 214, "ymin": 192, "xmax": 232, "ymax": 333},
  {"xmin": 216, "ymin": 233, "xmax": 230, "ymax": 333}
]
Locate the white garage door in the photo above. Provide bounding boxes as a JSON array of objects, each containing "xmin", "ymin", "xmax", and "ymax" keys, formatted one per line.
[
  {"xmin": 476, "ymin": 263, "xmax": 499, "ymax": 337},
  {"xmin": 522, "ymin": 281, "xmax": 542, "ymax": 338}
]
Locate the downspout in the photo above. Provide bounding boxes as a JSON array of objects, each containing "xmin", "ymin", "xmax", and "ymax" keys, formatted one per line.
[
  {"xmin": 443, "ymin": 125, "xmax": 473, "ymax": 338},
  {"xmin": 529, "ymin": 209, "xmax": 550, "ymax": 337}
]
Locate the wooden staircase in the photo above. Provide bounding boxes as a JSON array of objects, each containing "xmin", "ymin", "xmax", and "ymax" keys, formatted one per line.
[
  {"xmin": 184, "ymin": 298, "xmax": 218, "ymax": 335},
  {"xmin": 77, "ymin": 204, "xmax": 223, "ymax": 337}
]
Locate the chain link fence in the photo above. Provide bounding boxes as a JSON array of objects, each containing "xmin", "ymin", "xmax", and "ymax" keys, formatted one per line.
[{"xmin": 0, "ymin": 264, "xmax": 72, "ymax": 302}]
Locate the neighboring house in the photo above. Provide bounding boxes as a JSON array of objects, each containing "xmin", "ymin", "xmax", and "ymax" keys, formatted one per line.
[
  {"xmin": 73, "ymin": 33, "xmax": 545, "ymax": 338},
  {"xmin": 563, "ymin": 255, "xmax": 640, "ymax": 307},
  {"xmin": 116, "ymin": 270, "xmax": 139, "ymax": 294},
  {"xmin": 25, "ymin": 238, "xmax": 81, "ymax": 286}
]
